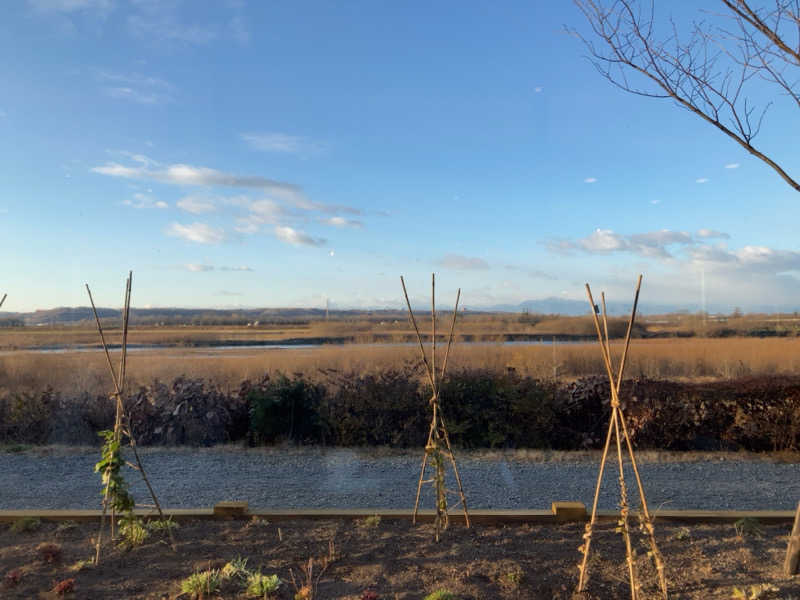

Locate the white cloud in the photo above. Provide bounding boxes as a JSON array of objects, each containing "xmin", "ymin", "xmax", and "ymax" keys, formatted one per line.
[
  {"xmin": 584, "ymin": 177, "xmax": 597, "ymax": 183},
  {"xmin": 177, "ymin": 195, "xmax": 216, "ymax": 214},
  {"xmin": 240, "ymin": 132, "xmax": 320, "ymax": 155},
  {"xmin": 580, "ymin": 229, "xmax": 627, "ymax": 253},
  {"xmin": 696, "ymin": 228, "xmax": 730, "ymax": 239},
  {"xmin": 185, "ymin": 263, "xmax": 253, "ymax": 272},
  {"xmin": 438, "ymin": 254, "xmax": 490, "ymax": 270},
  {"xmin": 167, "ymin": 222, "xmax": 225, "ymax": 244},
  {"xmin": 534, "ymin": 86, "xmax": 543, "ymax": 93},
  {"xmin": 92, "ymin": 159, "xmax": 307, "ymax": 204},
  {"xmin": 323, "ymin": 216, "xmax": 363, "ymax": 228},
  {"xmin": 650, "ymin": 199, "xmax": 661, "ymax": 205},
  {"xmin": 562, "ymin": 228, "xmax": 695, "ymax": 258},
  {"xmin": 724, "ymin": 163, "xmax": 740, "ymax": 169},
  {"xmin": 274, "ymin": 226, "xmax": 326, "ymax": 247},
  {"xmin": 123, "ymin": 192, "xmax": 167, "ymax": 209},
  {"xmin": 627, "ymin": 230, "xmax": 692, "ymax": 258},
  {"xmin": 696, "ymin": 178, "xmax": 709, "ymax": 184},
  {"xmin": 186, "ymin": 263, "xmax": 214, "ymax": 272}
]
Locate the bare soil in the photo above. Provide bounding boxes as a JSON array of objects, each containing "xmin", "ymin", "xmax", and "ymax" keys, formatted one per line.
[{"xmin": 2, "ymin": 517, "xmax": 800, "ymax": 599}]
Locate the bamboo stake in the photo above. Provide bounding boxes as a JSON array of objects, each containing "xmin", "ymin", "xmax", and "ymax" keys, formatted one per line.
[
  {"xmin": 0, "ymin": 293, "xmax": 6, "ymax": 309},
  {"xmin": 431, "ymin": 273, "xmax": 436, "ymax": 401},
  {"xmin": 440, "ymin": 289, "xmax": 460, "ymax": 381},
  {"xmin": 412, "ymin": 423, "xmax": 435, "ymax": 525},
  {"xmin": 400, "ymin": 276, "xmax": 436, "ymax": 391},
  {"xmin": 784, "ymin": 501, "xmax": 800, "ymax": 575}
]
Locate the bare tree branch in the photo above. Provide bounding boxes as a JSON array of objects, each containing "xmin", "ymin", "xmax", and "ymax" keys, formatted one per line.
[{"xmin": 569, "ymin": 0, "xmax": 799, "ymax": 192}]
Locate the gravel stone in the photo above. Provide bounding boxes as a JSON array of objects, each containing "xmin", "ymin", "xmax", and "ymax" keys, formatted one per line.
[{"xmin": 2, "ymin": 448, "xmax": 799, "ymax": 511}]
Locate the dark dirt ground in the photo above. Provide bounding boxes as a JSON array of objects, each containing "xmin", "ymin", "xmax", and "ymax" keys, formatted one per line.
[{"xmin": 2, "ymin": 517, "xmax": 800, "ymax": 599}]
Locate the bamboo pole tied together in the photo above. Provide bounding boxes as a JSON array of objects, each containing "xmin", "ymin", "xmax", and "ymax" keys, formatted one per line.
[
  {"xmin": 87, "ymin": 272, "xmax": 175, "ymax": 564},
  {"xmin": 575, "ymin": 275, "xmax": 668, "ymax": 600},
  {"xmin": 400, "ymin": 273, "xmax": 470, "ymax": 541}
]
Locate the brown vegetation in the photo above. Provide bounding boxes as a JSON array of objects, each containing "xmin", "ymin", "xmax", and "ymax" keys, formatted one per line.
[{"xmin": 2, "ymin": 337, "xmax": 800, "ymax": 397}]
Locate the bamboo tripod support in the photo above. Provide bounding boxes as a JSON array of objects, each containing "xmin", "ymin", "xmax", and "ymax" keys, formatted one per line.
[
  {"xmin": 88, "ymin": 272, "xmax": 175, "ymax": 565},
  {"xmin": 401, "ymin": 274, "xmax": 470, "ymax": 541},
  {"xmin": 576, "ymin": 275, "xmax": 668, "ymax": 600}
]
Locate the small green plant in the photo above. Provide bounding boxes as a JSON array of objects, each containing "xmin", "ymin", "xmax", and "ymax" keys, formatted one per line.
[
  {"xmin": 146, "ymin": 517, "xmax": 180, "ymax": 534},
  {"xmin": 424, "ymin": 591, "xmax": 458, "ymax": 600},
  {"xmin": 734, "ymin": 517, "xmax": 764, "ymax": 538},
  {"xmin": 672, "ymin": 526, "xmax": 691, "ymax": 541},
  {"xmin": 499, "ymin": 569, "xmax": 523, "ymax": 589},
  {"xmin": 10, "ymin": 517, "xmax": 41, "ymax": 533},
  {"xmin": 69, "ymin": 559, "xmax": 94, "ymax": 573},
  {"xmin": 245, "ymin": 572, "xmax": 281, "ymax": 598},
  {"xmin": 37, "ymin": 542, "xmax": 63, "ymax": 563},
  {"xmin": 360, "ymin": 514, "xmax": 381, "ymax": 529},
  {"xmin": 118, "ymin": 515, "xmax": 149, "ymax": 548},
  {"xmin": 247, "ymin": 516, "xmax": 270, "ymax": 529},
  {"xmin": 732, "ymin": 583, "xmax": 779, "ymax": 599},
  {"xmin": 181, "ymin": 569, "xmax": 223, "ymax": 598},
  {"xmin": 221, "ymin": 556, "xmax": 249, "ymax": 580}
]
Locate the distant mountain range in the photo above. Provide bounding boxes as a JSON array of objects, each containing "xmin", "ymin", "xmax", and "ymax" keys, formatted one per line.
[{"xmin": 1, "ymin": 298, "xmax": 797, "ymax": 326}]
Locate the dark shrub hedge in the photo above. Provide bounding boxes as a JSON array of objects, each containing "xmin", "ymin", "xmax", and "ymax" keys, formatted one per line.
[{"xmin": 3, "ymin": 371, "xmax": 800, "ymax": 451}]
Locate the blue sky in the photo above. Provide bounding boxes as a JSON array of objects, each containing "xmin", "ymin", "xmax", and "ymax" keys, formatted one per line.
[{"xmin": 1, "ymin": 0, "xmax": 798, "ymax": 312}]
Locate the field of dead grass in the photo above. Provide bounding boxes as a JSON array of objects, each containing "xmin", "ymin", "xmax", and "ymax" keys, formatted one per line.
[{"xmin": 2, "ymin": 337, "xmax": 800, "ymax": 396}]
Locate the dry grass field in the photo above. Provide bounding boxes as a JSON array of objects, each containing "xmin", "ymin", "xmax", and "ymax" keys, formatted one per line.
[{"xmin": 2, "ymin": 336, "xmax": 800, "ymax": 396}]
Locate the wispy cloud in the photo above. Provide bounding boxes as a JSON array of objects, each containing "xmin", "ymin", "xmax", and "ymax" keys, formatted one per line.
[
  {"xmin": 123, "ymin": 192, "xmax": 168, "ymax": 209},
  {"xmin": 126, "ymin": 0, "xmax": 248, "ymax": 46},
  {"xmin": 92, "ymin": 157, "xmax": 307, "ymax": 204},
  {"xmin": 167, "ymin": 222, "xmax": 225, "ymax": 244},
  {"xmin": 323, "ymin": 216, "xmax": 363, "ymax": 228},
  {"xmin": 96, "ymin": 71, "xmax": 173, "ymax": 105},
  {"xmin": 184, "ymin": 263, "xmax": 253, "ymax": 272},
  {"xmin": 185, "ymin": 263, "xmax": 214, "ymax": 272},
  {"xmin": 219, "ymin": 265, "xmax": 253, "ymax": 272},
  {"xmin": 696, "ymin": 229, "xmax": 730, "ymax": 240},
  {"xmin": 584, "ymin": 177, "xmax": 597, "ymax": 184},
  {"xmin": 724, "ymin": 163, "xmax": 740, "ymax": 169},
  {"xmin": 274, "ymin": 226, "xmax": 326, "ymax": 247},
  {"xmin": 177, "ymin": 195, "xmax": 216, "ymax": 214},
  {"xmin": 240, "ymin": 132, "xmax": 321, "ymax": 155},
  {"xmin": 696, "ymin": 178, "xmax": 709, "ymax": 184},
  {"xmin": 437, "ymin": 254, "xmax": 490, "ymax": 270}
]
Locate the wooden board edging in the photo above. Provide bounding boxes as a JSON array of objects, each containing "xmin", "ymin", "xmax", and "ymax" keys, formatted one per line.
[{"xmin": 0, "ymin": 503, "xmax": 795, "ymax": 525}]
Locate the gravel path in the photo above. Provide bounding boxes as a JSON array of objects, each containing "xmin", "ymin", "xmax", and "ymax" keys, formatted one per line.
[{"xmin": 2, "ymin": 448, "xmax": 799, "ymax": 511}]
